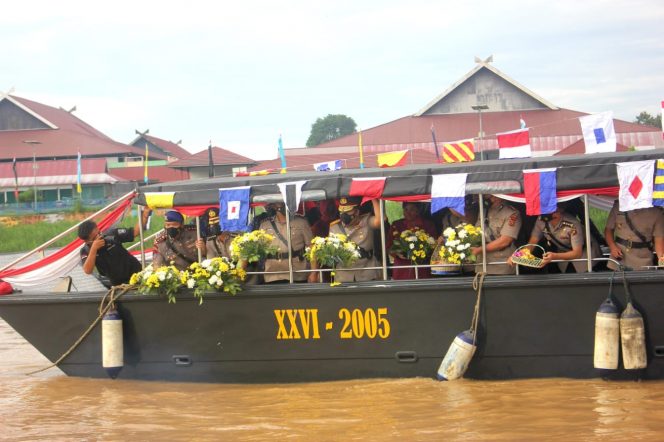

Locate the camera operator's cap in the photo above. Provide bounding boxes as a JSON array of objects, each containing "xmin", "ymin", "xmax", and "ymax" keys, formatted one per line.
[
  {"xmin": 207, "ymin": 207, "xmax": 220, "ymax": 224},
  {"xmin": 164, "ymin": 210, "xmax": 184, "ymax": 223},
  {"xmin": 338, "ymin": 196, "xmax": 361, "ymax": 213}
]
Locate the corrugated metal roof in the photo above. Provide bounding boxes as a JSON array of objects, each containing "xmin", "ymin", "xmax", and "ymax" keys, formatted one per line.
[
  {"xmin": 0, "ymin": 158, "xmax": 116, "ymax": 187},
  {"xmin": 0, "ymin": 95, "xmax": 166, "ymax": 162},
  {"xmin": 109, "ymin": 165, "xmax": 190, "ymax": 183},
  {"xmin": 142, "ymin": 134, "xmax": 192, "ymax": 160},
  {"xmin": 169, "ymin": 146, "xmax": 256, "ymax": 167}
]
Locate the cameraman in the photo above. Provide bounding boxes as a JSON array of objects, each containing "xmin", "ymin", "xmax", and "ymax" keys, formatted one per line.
[{"xmin": 78, "ymin": 207, "xmax": 151, "ymax": 287}]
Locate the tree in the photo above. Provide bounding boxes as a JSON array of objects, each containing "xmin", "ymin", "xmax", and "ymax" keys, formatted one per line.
[
  {"xmin": 634, "ymin": 111, "xmax": 661, "ymax": 128},
  {"xmin": 306, "ymin": 114, "xmax": 357, "ymax": 147}
]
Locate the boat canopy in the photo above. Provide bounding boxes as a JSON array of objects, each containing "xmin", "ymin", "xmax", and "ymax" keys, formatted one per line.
[{"xmin": 135, "ymin": 150, "xmax": 664, "ymax": 207}]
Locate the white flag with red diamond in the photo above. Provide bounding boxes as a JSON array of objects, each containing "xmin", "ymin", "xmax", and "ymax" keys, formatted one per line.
[{"xmin": 616, "ymin": 160, "xmax": 655, "ymax": 211}]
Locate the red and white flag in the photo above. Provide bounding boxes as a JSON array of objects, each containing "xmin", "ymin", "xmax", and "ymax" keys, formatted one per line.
[
  {"xmin": 497, "ymin": 128, "xmax": 531, "ymax": 159},
  {"xmin": 349, "ymin": 177, "xmax": 386, "ymax": 204},
  {"xmin": 616, "ymin": 160, "xmax": 654, "ymax": 211}
]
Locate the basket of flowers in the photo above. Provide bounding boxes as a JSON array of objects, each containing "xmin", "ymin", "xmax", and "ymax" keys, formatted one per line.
[
  {"xmin": 180, "ymin": 257, "xmax": 247, "ymax": 304},
  {"xmin": 511, "ymin": 244, "xmax": 546, "ymax": 268},
  {"xmin": 229, "ymin": 230, "xmax": 279, "ymax": 264},
  {"xmin": 130, "ymin": 264, "xmax": 183, "ymax": 303},
  {"xmin": 431, "ymin": 223, "xmax": 483, "ymax": 275},
  {"xmin": 390, "ymin": 227, "xmax": 436, "ymax": 263},
  {"xmin": 306, "ymin": 233, "xmax": 361, "ymax": 286}
]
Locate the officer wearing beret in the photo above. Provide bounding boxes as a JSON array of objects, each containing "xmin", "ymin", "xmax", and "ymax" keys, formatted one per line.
[
  {"xmin": 604, "ymin": 200, "xmax": 664, "ymax": 270},
  {"xmin": 311, "ymin": 197, "xmax": 383, "ymax": 283},
  {"xmin": 471, "ymin": 195, "xmax": 521, "ymax": 275},
  {"xmin": 153, "ymin": 210, "xmax": 200, "ymax": 270},
  {"xmin": 258, "ymin": 202, "xmax": 314, "ymax": 283}
]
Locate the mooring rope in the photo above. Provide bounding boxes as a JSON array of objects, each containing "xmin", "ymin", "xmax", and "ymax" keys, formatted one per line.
[
  {"xmin": 26, "ymin": 284, "xmax": 134, "ymax": 376},
  {"xmin": 470, "ymin": 272, "xmax": 486, "ymax": 346}
]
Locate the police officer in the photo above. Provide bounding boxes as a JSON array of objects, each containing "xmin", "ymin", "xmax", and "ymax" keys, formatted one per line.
[
  {"xmin": 258, "ymin": 202, "xmax": 313, "ymax": 283},
  {"xmin": 471, "ymin": 195, "xmax": 521, "ymax": 275},
  {"xmin": 196, "ymin": 208, "xmax": 235, "ymax": 259},
  {"xmin": 153, "ymin": 210, "xmax": 200, "ymax": 270},
  {"xmin": 516, "ymin": 204, "xmax": 601, "ymax": 273},
  {"xmin": 604, "ymin": 200, "xmax": 664, "ymax": 270},
  {"xmin": 78, "ymin": 207, "xmax": 151, "ymax": 287},
  {"xmin": 312, "ymin": 197, "xmax": 383, "ymax": 283}
]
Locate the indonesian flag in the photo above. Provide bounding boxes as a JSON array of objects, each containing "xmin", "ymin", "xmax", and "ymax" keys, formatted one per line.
[
  {"xmin": 497, "ymin": 128, "xmax": 531, "ymax": 159},
  {"xmin": 523, "ymin": 168, "xmax": 557, "ymax": 216},
  {"xmin": 579, "ymin": 111, "xmax": 617, "ymax": 154},
  {"xmin": 442, "ymin": 139, "xmax": 475, "ymax": 163},
  {"xmin": 349, "ymin": 177, "xmax": 386, "ymax": 204},
  {"xmin": 377, "ymin": 150, "xmax": 408, "ymax": 168},
  {"xmin": 616, "ymin": 161, "xmax": 654, "ymax": 211},
  {"xmin": 431, "ymin": 173, "xmax": 467, "ymax": 215}
]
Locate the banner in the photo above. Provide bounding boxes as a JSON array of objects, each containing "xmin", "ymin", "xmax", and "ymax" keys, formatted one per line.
[
  {"xmin": 219, "ymin": 186, "xmax": 251, "ymax": 231},
  {"xmin": 377, "ymin": 150, "xmax": 408, "ymax": 168},
  {"xmin": 497, "ymin": 128, "xmax": 531, "ymax": 159},
  {"xmin": 616, "ymin": 160, "xmax": 654, "ymax": 211},
  {"xmin": 523, "ymin": 168, "xmax": 557, "ymax": 216},
  {"xmin": 431, "ymin": 173, "xmax": 467, "ymax": 215},
  {"xmin": 349, "ymin": 177, "xmax": 386, "ymax": 204}
]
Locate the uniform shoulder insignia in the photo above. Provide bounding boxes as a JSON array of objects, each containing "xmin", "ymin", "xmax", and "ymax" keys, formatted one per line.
[
  {"xmin": 154, "ymin": 231, "xmax": 167, "ymax": 244},
  {"xmin": 184, "ymin": 224, "xmax": 198, "ymax": 231},
  {"xmin": 561, "ymin": 221, "xmax": 574, "ymax": 228},
  {"xmin": 330, "ymin": 219, "xmax": 341, "ymax": 226}
]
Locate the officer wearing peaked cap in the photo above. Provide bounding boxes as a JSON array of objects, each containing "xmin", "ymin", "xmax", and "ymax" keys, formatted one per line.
[
  {"xmin": 153, "ymin": 210, "xmax": 201, "ymax": 270},
  {"xmin": 311, "ymin": 197, "xmax": 383, "ymax": 283},
  {"xmin": 197, "ymin": 207, "xmax": 236, "ymax": 259}
]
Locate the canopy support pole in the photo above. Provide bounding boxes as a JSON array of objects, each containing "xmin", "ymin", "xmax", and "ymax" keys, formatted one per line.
[
  {"xmin": 286, "ymin": 209, "xmax": 294, "ymax": 283},
  {"xmin": 583, "ymin": 194, "xmax": 593, "ymax": 273},
  {"xmin": 379, "ymin": 199, "xmax": 388, "ymax": 280},
  {"xmin": 137, "ymin": 204, "xmax": 146, "ymax": 268},
  {"xmin": 478, "ymin": 194, "xmax": 487, "ymax": 273},
  {"xmin": 195, "ymin": 216, "xmax": 202, "ymax": 263}
]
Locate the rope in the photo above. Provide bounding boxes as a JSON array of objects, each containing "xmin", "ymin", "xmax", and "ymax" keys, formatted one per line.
[
  {"xmin": 470, "ymin": 272, "xmax": 487, "ymax": 346},
  {"xmin": 621, "ymin": 270, "xmax": 633, "ymax": 304},
  {"xmin": 26, "ymin": 284, "xmax": 134, "ymax": 376}
]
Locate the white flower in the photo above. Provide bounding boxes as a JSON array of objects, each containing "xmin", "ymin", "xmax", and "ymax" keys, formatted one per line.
[
  {"xmin": 216, "ymin": 279, "xmax": 223, "ymax": 287},
  {"xmin": 443, "ymin": 227, "xmax": 455, "ymax": 237},
  {"xmin": 458, "ymin": 230, "xmax": 467, "ymax": 239},
  {"xmin": 460, "ymin": 253, "xmax": 466, "ymax": 260},
  {"xmin": 456, "ymin": 245, "xmax": 465, "ymax": 251},
  {"xmin": 216, "ymin": 271, "xmax": 221, "ymax": 276},
  {"xmin": 157, "ymin": 272, "xmax": 166, "ymax": 281},
  {"xmin": 407, "ymin": 235, "xmax": 417, "ymax": 242},
  {"xmin": 166, "ymin": 273, "xmax": 172, "ymax": 279},
  {"xmin": 409, "ymin": 243, "xmax": 415, "ymax": 249},
  {"xmin": 187, "ymin": 279, "xmax": 195, "ymax": 289},
  {"xmin": 209, "ymin": 275, "xmax": 218, "ymax": 285},
  {"xmin": 201, "ymin": 259, "xmax": 212, "ymax": 268}
]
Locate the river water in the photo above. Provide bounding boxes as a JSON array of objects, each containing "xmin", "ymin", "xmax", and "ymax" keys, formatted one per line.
[{"xmin": 1, "ymin": 320, "xmax": 664, "ymax": 441}]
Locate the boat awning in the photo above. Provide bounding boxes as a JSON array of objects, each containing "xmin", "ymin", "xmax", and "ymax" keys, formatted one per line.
[{"xmin": 135, "ymin": 150, "xmax": 664, "ymax": 207}]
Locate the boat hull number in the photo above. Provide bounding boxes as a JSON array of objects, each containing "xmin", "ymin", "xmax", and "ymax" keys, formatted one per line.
[{"xmin": 274, "ymin": 308, "xmax": 391, "ymax": 340}]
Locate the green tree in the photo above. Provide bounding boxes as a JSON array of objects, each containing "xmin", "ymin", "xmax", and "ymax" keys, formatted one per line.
[
  {"xmin": 634, "ymin": 111, "xmax": 661, "ymax": 128},
  {"xmin": 306, "ymin": 114, "xmax": 357, "ymax": 147}
]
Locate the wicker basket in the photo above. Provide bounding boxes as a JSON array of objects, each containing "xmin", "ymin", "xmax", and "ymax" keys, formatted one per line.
[{"xmin": 511, "ymin": 244, "xmax": 545, "ymax": 268}]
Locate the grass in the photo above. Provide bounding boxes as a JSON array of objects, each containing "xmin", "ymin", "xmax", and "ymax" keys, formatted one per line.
[{"xmin": 0, "ymin": 213, "xmax": 165, "ymax": 254}]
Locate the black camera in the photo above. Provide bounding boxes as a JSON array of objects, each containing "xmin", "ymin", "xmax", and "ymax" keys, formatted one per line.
[{"xmin": 102, "ymin": 234, "xmax": 116, "ymax": 244}]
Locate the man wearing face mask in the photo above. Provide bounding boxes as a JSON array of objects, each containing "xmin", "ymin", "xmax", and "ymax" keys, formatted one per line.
[
  {"xmin": 311, "ymin": 197, "xmax": 383, "ymax": 283},
  {"xmin": 196, "ymin": 208, "xmax": 235, "ymax": 259},
  {"xmin": 257, "ymin": 202, "xmax": 314, "ymax": 283},
  {"xmin": 78, "ymin": 207, "xmax": 151, "ymax": 287},
  {"xmin": 152, "ymin": 210, "xmax": 200, "ymax": 270}
]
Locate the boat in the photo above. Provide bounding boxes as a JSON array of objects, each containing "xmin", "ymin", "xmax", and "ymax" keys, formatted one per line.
[{"xmin": 1, "ymin": 150, "xmax": 664, "ymax": 383}]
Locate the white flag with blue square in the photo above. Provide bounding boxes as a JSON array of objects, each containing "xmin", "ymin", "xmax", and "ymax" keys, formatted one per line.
[
  {"xmin": 580, "ymin": 111, "xmax": 617, "ymax": 154},
  {"xmin": 219, "ymin": 186, "xmax": 251, "ymax": 231}
]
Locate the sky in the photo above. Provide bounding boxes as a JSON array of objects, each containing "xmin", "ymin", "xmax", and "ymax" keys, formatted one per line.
[{"xmin": 1, "ymin": 0, "xmax": 663, "ymax": 160}]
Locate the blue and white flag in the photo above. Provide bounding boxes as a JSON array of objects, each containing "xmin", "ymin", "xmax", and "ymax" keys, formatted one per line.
[
  {"xmin": 219, "ymin": 186, "xmax": 251, "ymax": 231},
  {"xmin": 431, "ymin": 173, "xmax": 467, "ymax": 215},
  {"xmin": 579, "ymin": 111, "xmax": 617, "ymax": 154},
  {"xmin": 313, "ymin": 160, "xmax": 342, "ymax": 172}
]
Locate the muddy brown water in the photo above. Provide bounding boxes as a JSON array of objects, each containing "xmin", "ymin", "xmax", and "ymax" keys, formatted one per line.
[{"xmin": 1, "ymin": 319, "xmax": 663, "ymax": 441}]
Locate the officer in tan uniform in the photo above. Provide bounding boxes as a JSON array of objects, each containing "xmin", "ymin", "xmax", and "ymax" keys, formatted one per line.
[
  {"xmin": 604, "ymin": 200, "xmax": 664, "ymax": 270},
  {"xmin": 152, "ymin": 210, "xmax": 200, "ymax": 270},
  {"xmin": 311, "ymin": 197, "xmax": 383, "ymax": 283},
  {"xmin": 258, "ymin": 202, "xmax": 313, "ymax": 283},
  {"xmin": 196, "ymin": 208, "xmax": 235, "ymax": 259},
  {"xmin": 517, "ymin": 204, "xmax": 601, "ymax": 273},
  {"xmin": 471, "ymin": 195, "xmax": 521, "ymax": 275}
]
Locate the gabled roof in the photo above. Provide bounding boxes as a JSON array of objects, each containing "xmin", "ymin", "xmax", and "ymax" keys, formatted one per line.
[
  {"xmin": 130, "ymin": 133, "xmax": 192, "ymax": 160},
  {"xmin": 415, "ymin": 60, "xmax": 558, "ymax": 116},
  {"xmin": 0, "ymin": 93, "xmax": 58, "ymax": 129},
  {"xmin": 109, "ymin": 165, "xmax": 190, "ymax": 183},
  {"xmin": 0, "ymin": 95, "xmax": 165, "ymax": 161},
  {"xmin": 168, "ymin": 146, "xmax": 256, "ymax": 168}
]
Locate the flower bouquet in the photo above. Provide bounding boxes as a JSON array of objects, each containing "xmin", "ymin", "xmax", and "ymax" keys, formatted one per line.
[
  {"xmin": 431, "ymin": 223, "xmax": 483, "ymax": 274},
  {"xmin": 390, "ymin": 227, "xmax": 436, "ymax": 263},
  {"xmin": 180, "ymin": 257, "xmax": 247, "ymax": 304},
  {"xmin": 229, "ymin": 229, "xmax": 279, "ymax": 263},
  {"xmin": 306, "ymin": 233, "xmax": 361, "ymax": 286},
  {"xmin": 130, "ymin": 264, "xmax": 183, "ymax": 303}
]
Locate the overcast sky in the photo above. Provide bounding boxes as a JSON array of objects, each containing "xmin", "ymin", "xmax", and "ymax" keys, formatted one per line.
[{"xmin": 2, "ymin": 0, "xmax": 663, "ymax": 160}]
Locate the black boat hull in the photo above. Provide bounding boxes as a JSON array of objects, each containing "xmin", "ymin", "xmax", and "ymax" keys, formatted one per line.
[{"xmin": 1, "ymin": 272, "xmax": 664, "ymax": 382}]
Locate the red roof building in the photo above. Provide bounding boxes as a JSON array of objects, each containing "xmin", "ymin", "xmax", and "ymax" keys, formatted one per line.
[
  {"xmin": 169, "ymin": 146, "xmax": 257, "ymax": 179},
  {"xmin": 252, "ymin": 60, "xmax": 662, "ymax": 171}
]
